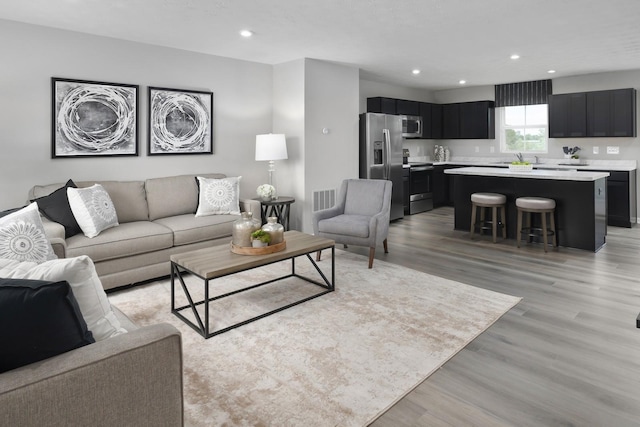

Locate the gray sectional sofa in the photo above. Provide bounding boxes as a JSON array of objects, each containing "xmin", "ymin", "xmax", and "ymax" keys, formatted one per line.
[{"xmin": 29, "ymin": 173, "xmax": 261, "ymax": 290}]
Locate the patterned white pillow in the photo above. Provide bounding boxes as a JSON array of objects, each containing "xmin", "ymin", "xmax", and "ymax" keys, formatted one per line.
[
  {"xmin": 67, "ymin": 184, "xmax": 119, "ymax": 238},
  {"xmin": 0, "ymin": 202, "xmax": 57, "ymax": 263},
  {"xmin": 195, "ymin": 176, "xmax": 242, "ymax": 216}
]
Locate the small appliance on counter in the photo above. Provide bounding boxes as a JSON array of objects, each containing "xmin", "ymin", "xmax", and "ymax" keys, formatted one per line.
[{"xmin": 402, "ymin": 148, "xmax": 410, "ymax": 164}]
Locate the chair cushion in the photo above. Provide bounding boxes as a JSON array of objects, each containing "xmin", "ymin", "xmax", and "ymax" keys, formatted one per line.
[
  {"xmin": 154, "ymin": 213, "xmax": 238, "ymax": 246},
  {"xmin": 343, "ymin": 180, "xmax": 385, "ymax": 217},
  {"xmin": 516, "ymin": 197, "xmax": 556, "ymax": 210},
  {"xmin": 471, "ymin": 192, "xmax": 506, "ymax": 205},
  {"xmin": 317, "ymin": 214, "xmax": 370, "ymax": 238},
  {"xmin": 65, "ymin": 221, "xmax": 173, "ymax": 262}
]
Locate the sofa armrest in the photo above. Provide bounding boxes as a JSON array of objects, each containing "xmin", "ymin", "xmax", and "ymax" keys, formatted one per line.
[
  {"xmin": 240, "ymin": 198, "xmax": 262, "ymax": 221},
  {"xmin": 41, "ymin": 216, "xmax": 67, "ymax": 258},
  {"xmin": 0, "ymin": 323, "xmax": 183, "ymax": 426}
]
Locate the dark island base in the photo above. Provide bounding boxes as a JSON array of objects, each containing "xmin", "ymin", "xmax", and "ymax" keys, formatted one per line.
[{"xmin": 452, "ymin": 175, "xmax": 607, "ymax": 252}]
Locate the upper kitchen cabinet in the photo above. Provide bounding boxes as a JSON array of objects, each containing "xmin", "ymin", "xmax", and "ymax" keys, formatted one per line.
[
  {"xmin": 419, "ymin": 102, "xmax": 443, "ymax": 139},
  {"xmin": 396, "ymin": 99, "xmax": 420, "ymax": 116},
  {"xmin": 367, "ymin": 97, "xmax": 397, "ymax": 114},
  {"xmin": 586, "ymin": 89, "xmax": 637, "ymax": 137},
  {"xmin": 548, "ymin": 92, "xmax": 587, "ymax": 138},
  {"xmin": 442, "ymin": 101, "xmax": 495, "ymax": 139}
]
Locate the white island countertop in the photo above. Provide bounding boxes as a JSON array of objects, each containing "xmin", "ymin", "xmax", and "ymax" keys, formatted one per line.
[{"xmin": 445, "ymin": 167, "xmax": 610, "ymax": 182}]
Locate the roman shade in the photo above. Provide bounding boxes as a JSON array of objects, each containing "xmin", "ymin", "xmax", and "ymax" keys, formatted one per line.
[{"xmin": 495, "ymin": 80, "xmax": 552, "ymax": 107}]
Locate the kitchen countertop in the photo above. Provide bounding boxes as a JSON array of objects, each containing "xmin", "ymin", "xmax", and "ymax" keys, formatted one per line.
[
  {"xmin": 445, "ymin": 166, "xmax": 609, "ymax": 182},
  {"xmin": 408, "ymin": 156, "xmax": 636, "ymax": 171}
]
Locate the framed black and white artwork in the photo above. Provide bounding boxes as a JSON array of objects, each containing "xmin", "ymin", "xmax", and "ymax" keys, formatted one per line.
[
  {"xmin": 51, "ymin": 78, "xmax": 139, "ymax": 158},
  {"xmin": 148, "ymin": 87, "xmax": 213, "ymax": 155}
]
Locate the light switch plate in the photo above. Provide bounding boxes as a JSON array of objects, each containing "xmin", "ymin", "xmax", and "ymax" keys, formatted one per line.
[
  {"xmin": 607, "ymin": 146, "xmax": 620, "ymax": 154},
  {"xmin": 593, "ymin": 146, "xmax": 599, "ymax": 154}
]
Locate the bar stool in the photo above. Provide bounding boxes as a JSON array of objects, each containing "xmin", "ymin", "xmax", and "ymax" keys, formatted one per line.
[
  {"xmin": 470, "ymin": 192, "xmax": 507, "ymax": 243},
  {"xmin": 516, "ymin": 197, "xmax": 557, "ymax": 252}
]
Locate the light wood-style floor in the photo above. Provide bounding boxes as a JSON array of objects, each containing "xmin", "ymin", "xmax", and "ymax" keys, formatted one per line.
[{"xmin": 341, "ymin": 207, "xmax": 640, "ymax": 427}]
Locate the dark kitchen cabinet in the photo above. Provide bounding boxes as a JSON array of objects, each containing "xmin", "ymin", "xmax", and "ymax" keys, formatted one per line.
[
  {"xmin": 433, "ymin": 165, "xmax": 466, "ymax": 207},
  {"xmin": 396, "ymin": 99, "xmax": 420, "ymax": 116},
  {"xmin": 548, "ymin": 92, "xmax": 587, "ymax": 138},
  {"xmin": 586, "ymin": 89, "xmax": 637, "ymax": 137},
  {"xmin": 367, "ymin": 97, "xmax": 396, "ymax": 114},
  {"xmin": 442, "ymin": 101, "xmax": 495, "ymax": 139},
  {"xmin": 431, "ymin": 103, "xmax": 443, "ymax": 139},
  {"xmin": 603, "ymin": 170, "xmax": 636, "ymax": 227},
  {"xmin": 403, "ymin": 167, "xmax": 410, "ymax": 214}
]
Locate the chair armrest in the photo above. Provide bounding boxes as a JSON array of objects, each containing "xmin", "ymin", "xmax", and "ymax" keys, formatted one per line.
[
  {"xmin": 369, "ymin": 209, "xmax": 391, "ymax": 243},
  {"xmin": 240, "ymin": 198, "xmax": 262, "ymax": 222},
  {"xmin": 0, "ymin": 323, "xmax": 183, "ymax": 426},
  {"xmin": 41, "ymin": 216, "xmax": 67, "ymax": 258}
]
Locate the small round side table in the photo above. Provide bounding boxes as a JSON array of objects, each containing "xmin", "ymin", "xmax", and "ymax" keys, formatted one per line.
[{"xmin": 255, "ymin": 196, "xmax": 295, "ymax": 230}]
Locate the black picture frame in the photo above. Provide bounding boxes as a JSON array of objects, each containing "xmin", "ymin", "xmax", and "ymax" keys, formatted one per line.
[
  {"xmin": 148, "ymin": 86, "xmax": 213, "ymax": 155},
  {"xmin": 51, "ymin": 77, "xmax": 139, "ymax": 158}
]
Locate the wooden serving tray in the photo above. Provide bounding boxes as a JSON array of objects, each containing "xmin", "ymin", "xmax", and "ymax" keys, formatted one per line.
[{"xmin": 230, "ymin": 240, "xmax": 286, "ymax": 255}]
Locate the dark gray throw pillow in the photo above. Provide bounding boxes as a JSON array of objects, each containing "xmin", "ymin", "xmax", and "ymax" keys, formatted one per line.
[
  {"xmin": 31, "ymin": 179, "xmax": 82, "ymax": 238},
  {"xmin": 0, "ymin": 277, "xmax": 95, "ymax": 373}
]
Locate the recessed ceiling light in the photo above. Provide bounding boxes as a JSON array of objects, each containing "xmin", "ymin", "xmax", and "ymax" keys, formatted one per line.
[
  {"xmin": 240, "ymin": 30, "xmax": 253, "ymax": 38},
  {"xmin": 459, "ymin": 80, "xmax": 466, "ymax": 85},
  {"xmin": 412, "ymin": 69, "xmax": 420, "ymax": 75},
  {"xmin": 510, "ymin": 54, "xmax": 520, "ymax": 60},
  {"xmin": 548, "ymin": 69, "xmax": 556, "ymax": 74}
]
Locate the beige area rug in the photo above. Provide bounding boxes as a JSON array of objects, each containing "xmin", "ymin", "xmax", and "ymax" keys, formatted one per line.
[{"xmin": 109, "ymin": 250, "xmax": 521, "ymax": 427}]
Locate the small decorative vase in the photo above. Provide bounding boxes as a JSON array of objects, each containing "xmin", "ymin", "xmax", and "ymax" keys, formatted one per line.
[
  {"xmin": 232, "ymin": 212, "xmax": 261, "ymax": 247},
  {"xmin": 262, "ymin": 217, "xmax": 284, "ymax": 244},
  {"xmin": 252, "ymin": 240, "xmax": 268, "ymax": 248}
]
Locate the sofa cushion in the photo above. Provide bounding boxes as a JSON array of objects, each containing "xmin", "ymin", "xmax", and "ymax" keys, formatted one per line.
[
  {"xmin": 317, "ymin": 214, "xmax": 371, "ymax": 238},
  {"xmin": 0, "ymin": 256, "xmax": 127, "ymax": 342},
  {"xmin": 195, "ymin": 176, "xmax": 241, "ymax": 216},
  {"xmin": 66, "ymin": 221, "xmax": 173, "ymax": 262},
  {"xmin": 0, "ymin": 278, "xmax": 95, "ymax": 373},
  {"xmin": 146, "ymin": 173, "xmax": 226, "ymax": 221},
  {"xmin": 154, "ymin": 213, "xmax": 238, "ymax": 246},
  {"xmin": 0, "ymin": 202, "xmax": 58, "ymax": 263},
  {"xmin": 68, "ymin": 184, "xmax": 119, "ymax": 238},
  {"xmin": 90, "ymin": 181, "xmax": 149, "ymax": 223},
  {"xmin": 31, "ymin": 179, "xmax": 82, "ymax": 239}
]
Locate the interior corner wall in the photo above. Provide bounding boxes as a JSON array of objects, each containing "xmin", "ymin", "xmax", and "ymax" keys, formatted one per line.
[
  {"xmin": 272, "ymin": 59, "xmax": 306, "ymax": 231},
  {"xmin": 0, "ymin": 19, "xmax": 273, "ymax": 210}
]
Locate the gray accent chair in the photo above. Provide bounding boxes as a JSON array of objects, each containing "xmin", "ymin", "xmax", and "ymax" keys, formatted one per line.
[{"xmin": 312, "ymin": 179, "xmax": 392, "ymax": 268}]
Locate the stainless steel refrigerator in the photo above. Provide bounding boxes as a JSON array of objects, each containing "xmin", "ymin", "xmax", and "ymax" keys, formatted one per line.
[{"xmin": 359, "ymin": 113, "xmax": 404, "ymax": 221}]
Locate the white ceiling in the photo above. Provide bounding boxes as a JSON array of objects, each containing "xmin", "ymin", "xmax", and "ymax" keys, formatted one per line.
[{"xmin": 3, "ymin": 0, "xmax": 640, "ymax": 90}]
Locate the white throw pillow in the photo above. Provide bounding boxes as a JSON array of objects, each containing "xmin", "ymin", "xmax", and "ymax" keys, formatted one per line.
[
  {"xmin": 195, "ymin": 176, "xmax": 242, "ymax": 216},
  {"xmin": 0, "ymin": 202, "xmax": 57, "ymax": 263},
  {"xmin": 0, "ymin": 255, "xmax": 127, "ymax": 341},
  {"xmin": 67, "ymin": 184, "xmax": 119, "ymax": 238}
]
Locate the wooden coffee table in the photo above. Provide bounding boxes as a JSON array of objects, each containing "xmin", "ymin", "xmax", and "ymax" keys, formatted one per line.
[{"xmin": 170, "ymin": 231, "xmax": 335, "ymax": 338}]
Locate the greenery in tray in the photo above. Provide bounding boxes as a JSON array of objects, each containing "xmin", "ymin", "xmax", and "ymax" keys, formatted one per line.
[
  {"xmin": 511, "ymin": 152, "xmax": 530, "ymax": 165},
  {"xmin": 251, "ymin": 230, "xmax": 271, "ymax": 244}
]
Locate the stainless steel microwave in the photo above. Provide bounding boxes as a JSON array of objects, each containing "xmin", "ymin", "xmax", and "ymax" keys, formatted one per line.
[{"xmin": 401, "ymin": 115, "xmax": 422, "ymax": 138}]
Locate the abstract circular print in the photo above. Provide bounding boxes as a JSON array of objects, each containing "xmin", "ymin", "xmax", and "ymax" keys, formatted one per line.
[
  {"xmin": 91, "ymin": 190, "xmax": 117, "ymax": 223},
  {"xmin": 0, "ymin": 220, "xmax": 53, "ymax": 262}
]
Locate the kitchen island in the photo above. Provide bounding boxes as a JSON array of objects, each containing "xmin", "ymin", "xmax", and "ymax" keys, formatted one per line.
[{"xmin": 445, "ymin": 167, "xmax": 610, "ymax": 251}]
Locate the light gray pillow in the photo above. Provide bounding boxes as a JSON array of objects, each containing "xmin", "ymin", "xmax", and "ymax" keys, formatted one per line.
[
  {"xmin": 195, "ymin": 176, "xmax": 242, "ymax": 216},
  {"xmin": 0, "ymin": 202, "xmax": 57, "ymax": 263},
  {"xmin": 67, "ymin": 184, "xmax": 119, "ymax": 238}
]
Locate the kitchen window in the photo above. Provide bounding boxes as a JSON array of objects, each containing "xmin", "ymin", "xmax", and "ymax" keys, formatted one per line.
[{"xmin": 499, "ymin": 104, "xmax": 548, "ymax": 153}]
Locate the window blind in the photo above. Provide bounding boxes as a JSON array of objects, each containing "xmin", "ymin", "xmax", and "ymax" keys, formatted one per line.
[{"xmin": 494, "ymin": 80, "xmax": 552, "ymax": 107}]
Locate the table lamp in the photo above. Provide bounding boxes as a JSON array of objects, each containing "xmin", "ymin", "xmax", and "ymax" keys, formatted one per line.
[{"xmin": 255, "ymin": 134, "xmax": 288, "ymax": 198}]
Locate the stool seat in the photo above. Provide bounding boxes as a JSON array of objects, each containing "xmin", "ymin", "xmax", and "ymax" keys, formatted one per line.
[
  {"xmin": 516, "ymin": 197, "xmax": 556, "ymax": 210},
  {"xmin": 471, "ymin": 192, "xmax": 507, "ymax": 205}
]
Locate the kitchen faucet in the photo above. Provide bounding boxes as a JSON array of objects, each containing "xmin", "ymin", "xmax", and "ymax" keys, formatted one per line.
[{"xmin": 534, "ymin": 156, "xmax": 539, "ymax": 164}]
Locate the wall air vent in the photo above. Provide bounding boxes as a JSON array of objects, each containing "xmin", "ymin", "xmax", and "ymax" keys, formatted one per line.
[{"xmin": 312, "ymin": 189, "xmax": 336, "ymax": 212}]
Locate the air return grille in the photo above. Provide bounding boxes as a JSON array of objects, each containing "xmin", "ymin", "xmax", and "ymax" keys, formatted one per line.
[{"xmin": 312, "ymin": 189, "xmax": 336, "ymax": 211}]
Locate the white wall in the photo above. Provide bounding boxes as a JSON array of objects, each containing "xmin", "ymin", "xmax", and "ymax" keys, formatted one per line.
[
  {"xmin": 304, "ymin": 59, "xmax": 360, "ymax": 232},
  {"xmin": 0, "ymin": 20, "xmax": 273, "ymax": 210}
]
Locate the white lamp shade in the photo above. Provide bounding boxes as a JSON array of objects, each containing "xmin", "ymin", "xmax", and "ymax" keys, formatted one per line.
[{"xmin": 255, "ymin": 134, "xmax": 288, "ymax": 161}]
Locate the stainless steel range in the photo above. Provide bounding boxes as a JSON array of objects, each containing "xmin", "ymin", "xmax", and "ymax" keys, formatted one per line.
[{"xmin": 408, "ymin": 162, "xmax": 434, "ymax": 214}]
